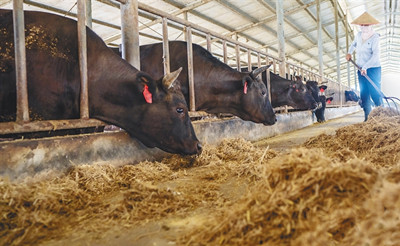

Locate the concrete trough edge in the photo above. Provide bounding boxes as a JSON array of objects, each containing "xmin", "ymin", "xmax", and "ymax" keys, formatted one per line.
[{"xmin": 0, "ymin": 106, "xmax": 361, "ymax": 179}]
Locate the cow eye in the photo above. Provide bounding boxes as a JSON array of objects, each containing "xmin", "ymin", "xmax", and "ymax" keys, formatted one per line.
[
  {"xmin": 262, "ymin": 91, "xmax": 266, "ymax": 96},
  {"xmin": 176, "ymin": 108, "xmax": 184, "ymax": 114}
]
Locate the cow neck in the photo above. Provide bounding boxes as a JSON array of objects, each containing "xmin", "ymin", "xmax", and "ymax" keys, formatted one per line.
[
  {"xmin": 87, "ymin": 43, "xmax": 144, "ymax": 125},
  {"xmin": 88, "ymin": 44, "xmax": 139, "ymax": 88},
  {"xmin": 195, "ymin": 68, "xmax": 245, "ymax": 113},
  {"xmin": 270, "ymin": 74, "xmax": 293, "ymax": 107}
]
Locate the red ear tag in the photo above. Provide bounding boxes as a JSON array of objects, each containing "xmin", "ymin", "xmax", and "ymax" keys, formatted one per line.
[
  {"xmin": 244, "ymin": 81, "xmax": 248, "ymax": 94},
  {"xmin": 143, "ymin": 84, "xmax": 152, "ymax": 104},
  {"xmin": 296, "ymin": 89, "xmax": 299, "ymax": 92},
  {"xmin": 327, "ymin": 99, "xmax": 332, "ymax": 104},
  {"xmin": 320, "ymin": 88, "xmax": 325, "ymax": 92}
]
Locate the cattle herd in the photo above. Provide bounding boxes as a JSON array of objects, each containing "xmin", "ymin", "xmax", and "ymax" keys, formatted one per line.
[{"xmin": 0, "ymin": 10, "xmax": 360, "ymax": 155}]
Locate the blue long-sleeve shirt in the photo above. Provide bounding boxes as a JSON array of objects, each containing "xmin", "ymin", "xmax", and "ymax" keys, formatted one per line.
[{"xmin": 348, "ymin": 32, "xmax": 381, "ymax": 70}]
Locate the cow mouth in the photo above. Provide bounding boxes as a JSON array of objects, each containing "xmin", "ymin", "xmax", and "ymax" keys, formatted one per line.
[
  {"xmin": 159, "ymin": 140, "xmax": 203, "ymax": 155},
  {"xmin": 263, "ymin": 116, "xmax": 277, "ymax": 126}
]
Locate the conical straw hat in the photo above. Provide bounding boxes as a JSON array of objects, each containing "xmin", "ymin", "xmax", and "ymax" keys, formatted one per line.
[{"xmin": 351, "ymin": 12, "xmax": 379, "ymax": 25}]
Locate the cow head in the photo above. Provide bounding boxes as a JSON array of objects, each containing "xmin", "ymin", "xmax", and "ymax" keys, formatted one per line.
[
  {"xmin": 240, "ymin": 65, "xmax": 276, "ymax": 125},
  {"xmin": 95, "ymin": 68, "xmax": 201, "ymax": 155},
  {"xmin": 287, "ymin": 80, "xmax": 319, "ymax": 110},
  {"xmin": 345, "ymin": 90, "xmax": 360, "ymax": 102}
]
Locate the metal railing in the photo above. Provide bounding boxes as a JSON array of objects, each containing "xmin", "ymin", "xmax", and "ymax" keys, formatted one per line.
[{"xmin": 0, "ymin": 0, "xmax": 358, "ymax": 136}]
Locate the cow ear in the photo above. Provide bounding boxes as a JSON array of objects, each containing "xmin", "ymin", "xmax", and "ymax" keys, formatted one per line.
[
  {"xmin": 242, "ymin": 76, "xmax": 253, "ymax": 94},
  {"xmin": 326, "ymin": 97, "xmax": 333, "ymax": 104},
  {"xmin": 162, "ymin": 67, "xmax": 182, "ymax": 90},
  {"xmin": 319, "ymin": 85, "xmax": 328, "ymax": 91},
  {"xmin": 138, "ymin": 75, "xmax": 153, "ymax": 104}
]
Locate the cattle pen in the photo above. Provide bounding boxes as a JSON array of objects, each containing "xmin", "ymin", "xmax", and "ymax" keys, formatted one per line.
[{"xmin": 1, "ymin": 1, "xmax": 400, "ymax": 246}]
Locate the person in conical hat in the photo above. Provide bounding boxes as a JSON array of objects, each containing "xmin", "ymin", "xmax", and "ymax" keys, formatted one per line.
[{"xmin": 345, "ymin": 11, "xmax": 382, "ymax": 121}]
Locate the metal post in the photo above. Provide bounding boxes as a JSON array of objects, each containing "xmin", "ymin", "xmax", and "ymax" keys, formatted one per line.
[
  {"xmin": 266, "ymin": 64, "xmax": 272, "ymax": 104},
  {"xmin": 334, "ymin": 0, "xmax": 342, "ymax": 107},
  {"xmin": 13, "ymin": 0, "xmax": 29, "ymax": 122},
  {"xmin": 186, "ymin": 27, "xmax": 195, "ymax": 112},
  {"xmin": 206, "ymin": 33, "xmax": 211, "ymax": 52},
  {"xmin": 354, "ymin": 65, "xmax": 358, "ymax": 91},
  {"xmin": 276, "ymin": 0, "xmax": 285, "ymax": 77},
  {"xmin": 183, "ymin": 11, "xmax": 188, "ymax": 41},
  {"xmin": 235, "ymin": 44, "xmax": 241, "ymax": 71},
  {"xmin": 223, "ymin": 40, "xmax": 227, "ymax": 64},
  {"xmin": 257, "ymin": 52, "xmax": 261, "ymax": 69},
  {"xmin": 345, "ymin": 14, "xmax": 350, "ymax": 87},
  {"xmin": 162, "ymin": 17, "xmax": 170, "ymax": 74},
  {"xmin": 120, "ymin": 0, "xmax": 140, "ymax": 68},
  {"xmin": 317, "ymin": 0, "xmax": 323, "ymax": 83},
  {"xmin": 247, "ymin": 49, "xmax": 252, "ymax": 71},
  {"xmin": 286, "ymin": 62, "xmax": 290, "ymax": 80},
  {"xmin": 86, "ymin": 0, "xmax": 92, "ymax": 28},
  {"xmin": 77, "ymin": 0, "xmax": 89, "ymax": 119}
]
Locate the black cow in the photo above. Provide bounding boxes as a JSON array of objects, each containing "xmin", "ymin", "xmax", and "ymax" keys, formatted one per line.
[
  {"xmin": 140, "ymin": 41, "xmax": 276, "ymax": 125},
  {"xmin": 0, "ymin": 10, "xmax": 201, "ymax": 155},
  {"xmin": 241, "ymin": 69, "xmax": 318, "ymax": 110},
  {"xmin": 306, "ymin": 81, "xmax": 333, "ymax": 123},
  {"xmin": 345, "ymin": 90, "xmax": 360, "ymax": 102},
  {"xmin": 269, "ymin": 72, "xmax": 318, "ymax": 109}
]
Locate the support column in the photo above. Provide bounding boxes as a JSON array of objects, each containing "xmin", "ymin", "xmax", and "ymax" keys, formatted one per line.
[
  {"xmin": 334, "ymin": 0, "xmax": 342, "ymax": 106},
  {"xmin": 316, "ymin": 0, "xmax": 323, "ymax": 83},
  {"xmin": 13, "ymin": 0, "xmax": 29, "ymax": 122},
  {"xmin": 345, "ymin": 14, "xmax": 351, "ymax": 87},
  {"xmin": 86, "ymin": 0, "xmax": 92, "ymax": 28},
  {"xmin": 206, "ymin": 33, "xmax": 211, "ymax": 52},
  {"xmin": 77, "ymin": 0, "xmax": 89, "ymax": 119},
  {"xmin": 276, "ymin": 0, "xmax": 285, "ymax": 77},
  {"xmin": 120, "ymin": 0, "xmax": 140, "ymax": 68},
  {"xmin": 222, "ymin": 40, "xmax": 227, "ymax": 64},
  {"xmin": 162, "ymin": 17, "xmax": 170, "ymax": 74},
  {"xmin": 186, "ymin": 27, "xmax": 195, "ymax": 112}
]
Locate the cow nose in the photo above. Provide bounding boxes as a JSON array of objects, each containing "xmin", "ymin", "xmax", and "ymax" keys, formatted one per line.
[{"xmin": 197, "ymin": 142, "xmax": 203, "ymax": 153}]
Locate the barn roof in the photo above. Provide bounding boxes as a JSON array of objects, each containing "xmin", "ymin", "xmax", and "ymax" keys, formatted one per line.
[{"xmin": 0, "ymin": 0, "xmax": 396, "ymax": 89}]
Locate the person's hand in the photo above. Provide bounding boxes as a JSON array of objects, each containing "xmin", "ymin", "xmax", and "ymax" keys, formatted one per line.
[
  {"xmin": 346, "ymin": 54, "xmax": 352, "ymax": 61},
  {"xmin": 361, "ymin": 69, "xmax": 367, "ymax": 76}
]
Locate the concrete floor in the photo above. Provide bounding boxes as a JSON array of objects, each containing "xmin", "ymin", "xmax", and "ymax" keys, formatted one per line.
[{"xmin": 254, "ymin": 110, "xmax": 364, "ymax": 151}]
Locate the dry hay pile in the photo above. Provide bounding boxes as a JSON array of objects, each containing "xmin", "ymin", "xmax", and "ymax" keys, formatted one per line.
[
  {"xmin": 1, "ymin": 107, "xmax": 400, "ymax": 245},
  {"xmin": 304, "ymin": 106, "xmax": 400, "ymax": 167},
  {"xmin": 0, "ymin": 139, "xmax": 278, "ymax": 245}
]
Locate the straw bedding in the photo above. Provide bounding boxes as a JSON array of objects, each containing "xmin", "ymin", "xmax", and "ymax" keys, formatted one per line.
[{"xmin": 1, "ymin": 107, "xmax": 400, "ymax": 245}]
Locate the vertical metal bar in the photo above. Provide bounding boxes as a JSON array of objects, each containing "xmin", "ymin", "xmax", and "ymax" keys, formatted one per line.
[
  {"xmin": 206, "ymin": 33, "xmax": 211, "ymax": 52},
  {"xmin": 86, "ymin": 0, "xmax": 92, "ymax": 29},
  {"xmin": 183, "ymin": 11, "xmax": 188, "ymax": 41},
  {"xmin": 257, "ymin": 52, "xmax": 261, "ymax": 68},
  {"xmin": 273, "ymin": 59, "xmax": 276, "ymax": 74},
  {"xmin": 345, "ymin": 14, "xmax": 350, "ymax": 87},
  {"xmin": 317, "ymin": 0, "xmax": 323, "ymax": 83},
  {"xmin": 286, "ymin": 62, "xmax": 290, "ymax": 79},
  {"xmin": 334, "ymin": 0, "xmax": 342, "ymax": 107},
  {"xmin": 13, "ymin": 0, "xmax": 29, "ymax": 122},
  {"xmin": 120, "ymin": 0, "xmax": 140, "ymax": 68},
  {"xmin": 77, "ymin": 0, "xmax": 89, "ymax": 119},
  {"xmin": 247, "ymin": 49, "xmax": 252, "ymax": 71},
  {"xmin": 235, "ymin": 44, "xmax": 241, "ymax": 71},
  {"xmin": 300, "ymin": 63, "xmax": 304, "ymax": 81},
  {"xmin": 354, "ymin": 65, "xmax": 358, "ymax": 91},
  {"xmin": 162, "ymin": 17, "xmax": 170, "ymax": 74},
  {"xmin": 223, "ymin": 40, "xmax": 227, "ymax": 64},
  {"xmin": 266, "ymin": 63, "xmax": 272, "ymax": 104},
  {"xmin": 186, "ymin": 26, "xmax": 195, "ymax": 112},
  {"xmin": 276, "ymin": 0, "xmax": 285, "ymax": 77}
]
